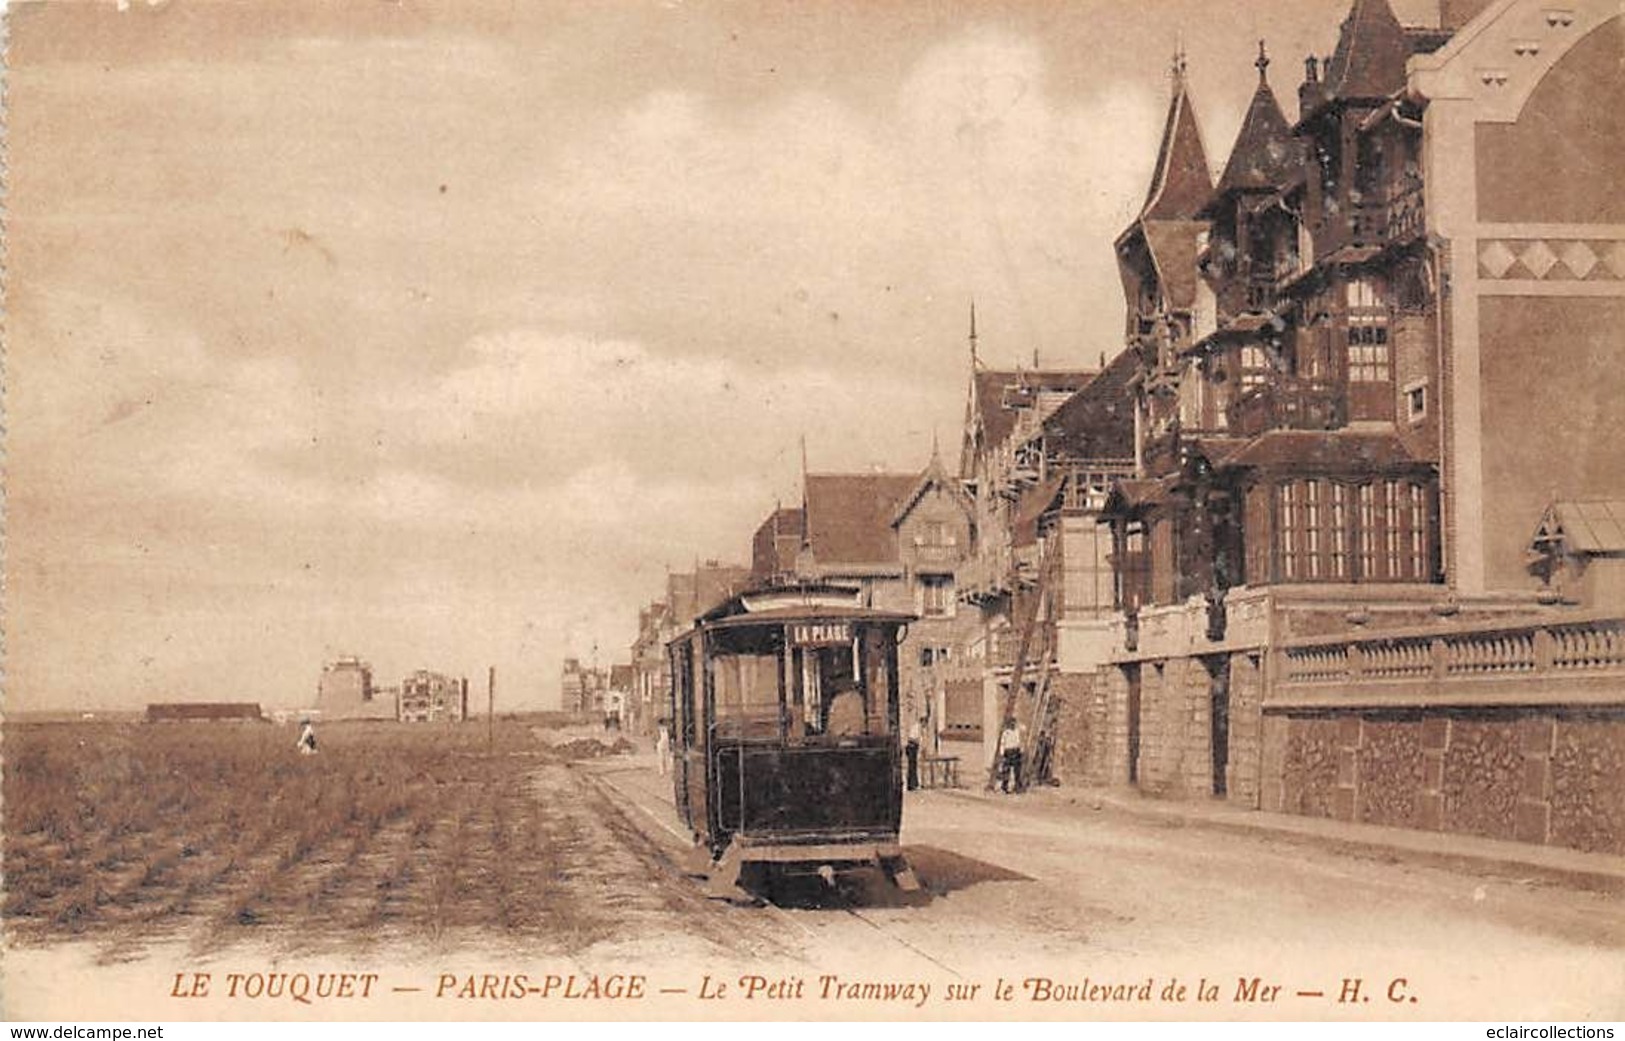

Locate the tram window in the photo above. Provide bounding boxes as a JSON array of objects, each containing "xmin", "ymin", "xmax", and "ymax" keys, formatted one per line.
[
  {"xmin": 861, "ymin": 630, "xmax": 895, "ymax": 737},
  {"xmin": 709, "ymin": 626, "xmax": 784, "ymax": 738},
  {"xmin": 671, "ymin": 641, "xmax": 696, "ymax": 748},
  {"xmin": 790, "ymin": 642, "xmax": 858, "ymax": 739}
]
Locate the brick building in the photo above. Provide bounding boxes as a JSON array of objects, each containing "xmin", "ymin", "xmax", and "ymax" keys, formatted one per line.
[
  {"xmin": 952, "ymin": 335, "xmax": 1130, "ymax": 776},
  {"xmin": 627, "ymin": 600, "xmax": 670, "ymax": 734},
  {"xmin": 749, "ymin": 460, "xmax": 979, "ymax": 733},
  {"xmin": 624, "ymin": 562, "xmax": 751, "ymax": 731},
  {"xmin": 1063, "ymin": 0, "xmax": 1625, "ymax": 854}
]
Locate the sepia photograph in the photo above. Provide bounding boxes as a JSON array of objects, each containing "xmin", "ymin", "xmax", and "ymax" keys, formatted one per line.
[{"xmin": 3, "ymin": 0, "xmax": 1623, "ymax": 1027}]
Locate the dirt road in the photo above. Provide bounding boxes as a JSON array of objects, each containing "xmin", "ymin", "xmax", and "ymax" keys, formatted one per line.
[
  {"xmin": 584, "ymin": 756, "xmax": 1625, "ymax": 1020},
  {"xmin": 6, "ymin": 733, "xmax": 1622, "ymax": 1021}
]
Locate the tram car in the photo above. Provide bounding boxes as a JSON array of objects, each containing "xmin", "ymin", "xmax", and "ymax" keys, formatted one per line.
[{"xmin": 666, "ymin": 583, "xmax": 919, "ymax": 897}]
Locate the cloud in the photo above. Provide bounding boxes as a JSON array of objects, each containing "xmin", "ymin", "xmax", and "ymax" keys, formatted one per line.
[{"xmin": 6, "ymin": 13, "xmax": 1182, "ymax": 712}]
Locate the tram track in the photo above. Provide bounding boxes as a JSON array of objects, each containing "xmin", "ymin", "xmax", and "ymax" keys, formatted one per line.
[{"xmin": 575, "ymin": 760, "xmax": 967, "ymax": 979}]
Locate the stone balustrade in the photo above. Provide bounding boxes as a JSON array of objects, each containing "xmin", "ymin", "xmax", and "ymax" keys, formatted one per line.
[{"xmin": 1276, "ymin": 612, "xmax": 1625, "ymax": 708}]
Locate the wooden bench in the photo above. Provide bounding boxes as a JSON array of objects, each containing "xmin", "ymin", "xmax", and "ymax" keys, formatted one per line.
[{"xmin": 921, "ymin": 754, "xmax": 962, "ymax": 789}]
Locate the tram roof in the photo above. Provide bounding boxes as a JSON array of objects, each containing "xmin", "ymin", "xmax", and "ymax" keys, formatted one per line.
[
  {"xmin": 696, "ymin": 604, "xmax": 917, "ymax": 632},
  {"xmin": 685, "ymin": 584, "xmax": 915, "ymax": 633}
]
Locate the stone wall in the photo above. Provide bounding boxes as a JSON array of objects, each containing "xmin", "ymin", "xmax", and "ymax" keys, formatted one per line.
[
  {"xmin": 1097, "ymin": 664, "xmax": 1133, "ymax": 786},
  {"xmin": 1279, "ymin": 716, "xmax": 1345, "ymax": 819},
  {"xmin": 1270, "ymin": 709, "xmax": 1625, "ymax": 855},
  {"xmin": 1133, "ymin": 656, "xmax": 1222, "ymax": 799},
  {"xmin": 1226, "ymin": 653, "xmax": 1265, "ymax": 808},
  {"xmin": 1047, "ymin": 672, "xmax": 1103, "ymax": 786},
  {"xmin": 1441, "ymin": 717, "xmax": 1523, "ymax": 841},
  {"xmin": 1537, "ymin": 715, "xmax": 1625, "ymax": 854},
  {"xmin": 1079, "ymin": 652, "xmax": 1266, "ymax": 804}
]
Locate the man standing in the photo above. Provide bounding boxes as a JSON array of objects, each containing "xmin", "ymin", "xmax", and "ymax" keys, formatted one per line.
[
  {"xmin": 655, "ymin": 719, "xmax": 671, "ymax": 777},
  {"xmin": 997, "ymin": 717, "xmax": 1023, "ymax": 793}
]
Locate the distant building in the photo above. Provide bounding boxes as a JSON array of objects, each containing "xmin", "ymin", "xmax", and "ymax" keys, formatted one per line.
[
  {"xmin": 146, "ymin": 702, "xmax": 265, "ymax": 723},
  {"xmin": 608, "ymin": 664, "xmax": 633, "ymax": 724},
  {"xmin": 619, "ymin": 563, "xmax": 751, "ymax": 731},
  {"xmin": 316, "ymin": 656, "xmax": 396, "ymax": 720},
  {"xmin": 561, "ymin": 657, "xmax": 596, "ymax": 715},
  {"xmin": 627, "ymin": 601, "xmax": 670, "ymax": 734},
  {"xmin": 398, "ymin": 670, "xmax": 467, "ymax": 722},
  {"xmin": 747, "ymin": 460, "xmax": 978, "ymax": 732}
]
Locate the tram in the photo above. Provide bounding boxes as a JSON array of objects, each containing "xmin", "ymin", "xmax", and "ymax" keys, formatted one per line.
[{"xmin": 666, "ymin": 583, "xmax": 919, "ymax": 897}]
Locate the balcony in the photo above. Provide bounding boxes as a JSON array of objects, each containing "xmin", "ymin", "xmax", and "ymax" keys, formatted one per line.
[
  {"xmin": 1227, "ymin": 376, "xmax": 1343, "ymax": 437},
  {"xmin": 958, "ymin": 549, "xmax": 1013, "ymax": 605},
  {"xmin": 1275, "ymin": 613, "xmax": 1625, "ymax": 710},
  {"xmin": 910, "ymin": 542, "xmax": 961, "ymax": 571},
  {"xmin": 1244, "ymin": 277, "xmax": 1278, "ymax": 313},
  {"xmin": 1215, "ymin": 272, "xmax": 1280, "ymax": 322},
  {"xmin": 1059, "ymin": 462, "xmax": 1136, "ymax": 513},
  {"xmin": 1384, "ymin": 180, "xmax": 1425, "ymax": 245},
  {"xmin": 1311, "ymin": 182, "xmax": 1426, "ymax": 263}
]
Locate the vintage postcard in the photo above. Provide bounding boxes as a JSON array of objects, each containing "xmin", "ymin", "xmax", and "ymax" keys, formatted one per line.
[{"xmin": 4, "ymin": 0, "xmax": 1623, "ymax": 1027}]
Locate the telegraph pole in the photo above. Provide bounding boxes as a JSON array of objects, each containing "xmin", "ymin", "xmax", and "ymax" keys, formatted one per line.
[{"xmin": 487, "ymin": 666, "xmax": 496, "ymax": 752}]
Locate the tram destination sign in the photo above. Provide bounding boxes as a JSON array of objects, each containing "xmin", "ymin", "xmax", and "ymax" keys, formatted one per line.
[{"xmin": 788, "ymin": 621, "xmax": 853, "ymax": 647}]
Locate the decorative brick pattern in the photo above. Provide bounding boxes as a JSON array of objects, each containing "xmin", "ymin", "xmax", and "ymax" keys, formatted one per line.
[
  {"xmin": 1548, "ymin": 717, "xmax": 1625, "ymax": 854},
  {"xmin": 1478, "ymin": 238, "xmax": 1625, "ymax": 280},
  {"xmin": 1441, "ymin": 719, "xmax": 1524, "ymax": 842},
  {"xmin": 1356, "ymin": 719, "xmax": 1426, "ymax": 829},
  {"xmin": 1281, "ymin": 717, "xmax": 1343, "ymax": 819}
]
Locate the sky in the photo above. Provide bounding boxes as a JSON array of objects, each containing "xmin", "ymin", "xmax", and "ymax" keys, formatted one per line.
[{"xmin": 5, "ymin": 0, "xmax": 1443, "ymax": 712}]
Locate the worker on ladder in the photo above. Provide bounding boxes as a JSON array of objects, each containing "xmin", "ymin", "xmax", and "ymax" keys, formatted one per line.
[{"xmin": 996, "ymin": 716, "xmax": 1024, "ymax": 793}]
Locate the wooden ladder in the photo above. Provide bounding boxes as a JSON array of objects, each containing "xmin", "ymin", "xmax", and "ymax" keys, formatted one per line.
[{"xmin": 985, "ymin": 541, "xmax": 1063, "ymax": 791}]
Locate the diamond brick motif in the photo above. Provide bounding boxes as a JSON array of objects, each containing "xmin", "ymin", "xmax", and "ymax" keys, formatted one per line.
[
  {"xmin": 1479, "ymin": 240, "xmax": 1517, "ymax": 278},
  {"xmin": 1604, "ymin": 241, "xmax": 1625, "ymax": 280},
  {"xmin": 1519, "ymin": 240, "xmax": 1559, "ymax": 278},
  {"xmin": 1558, "ymin": 241, "xmax": 1597, "ymax": 278}
]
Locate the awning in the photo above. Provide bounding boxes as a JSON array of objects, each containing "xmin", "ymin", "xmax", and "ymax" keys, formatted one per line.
[
  {"xmin": 1531, "ymin": 500, "xmax": 1625, "ymax": 555},
  {"xmin": 1100, "ymin": 477, "xmax": 1177, "ymax": 518},
  {"xmin": 1219, "ymin": 430, "xmax": 1419, "ymax": 471},
  {"xmin": 1012, "ymin": 475, "xmax": 1067, "ymax": 546}
]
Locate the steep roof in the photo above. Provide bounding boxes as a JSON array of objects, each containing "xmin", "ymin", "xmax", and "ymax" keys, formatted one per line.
[
  {"xmin": 1207, "ymin": 49, "xmax": 1299, "ymax": 208},
  {"xmin": 1141, "ymin": 221, "xmax": 1206, "ymax": 312},
  {"xmin": 1321, "ymin": 0, "xmax": 1411, "ymax": 106},
  {"xmin": 1217, "ymin": 430, "xmax": 1422, "ymax": 471},
  {"xmin": 1140, "ymin": 59, "xmax": 1214, "ymax": 222},
  {"xmin": 1012, "ymin": 475, "xmax": 1068, "ymax": 547},
  {"xmin": 971, "ymin": 368, "xmax": 1098, "ymax": 451},
  {"xmin": 891, "ymin": 442, "xmax": 973, "ymax": 528},
  {"xmin": 803, "ymin": 473, "xmax": 917, "ymax": 566},
  {"xmin": 1043, "ymin": 349, "xmax": 1139, "ymax": 462}
]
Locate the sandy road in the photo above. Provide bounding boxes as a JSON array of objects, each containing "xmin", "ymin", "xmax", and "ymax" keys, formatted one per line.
[
  {"xmin": 7, "ymin": 736, "xmax": 1622, "ymax": 1020},
  {"xmin": 581, "ymin": 754, "xmax": 1625, "ymax": 1020}
]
